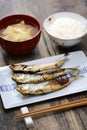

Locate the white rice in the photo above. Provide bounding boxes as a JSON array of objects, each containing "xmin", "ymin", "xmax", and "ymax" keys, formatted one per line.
[{"xmin": 48, "ymin": 17, "xmax": 87, "ymax": 39}]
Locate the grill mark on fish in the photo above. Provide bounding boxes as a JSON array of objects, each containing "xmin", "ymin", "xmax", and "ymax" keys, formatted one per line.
[
  {"xmin": 49, "ymin": 77, "xmax": 69, "ymax": 85},
  {"xmin": 36, "ymin": 68, "xmax": 65, "ymax": 75},
  {"xmin": 10, "ymin": 54, "xmax": 68, "ymax": 73}
]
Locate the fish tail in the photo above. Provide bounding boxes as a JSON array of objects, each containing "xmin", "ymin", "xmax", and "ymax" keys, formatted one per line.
[
  {"xmin": 56, "ymin": 54, "xmax": 68, "ymax": 67},
  {"xmin": 71, "ymin": 72, "xmax": 84, "ymax": 80}
]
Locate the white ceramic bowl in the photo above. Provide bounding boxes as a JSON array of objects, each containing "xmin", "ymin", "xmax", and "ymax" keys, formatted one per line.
[{"xmin": 43, "ymin": 12, "xmax": 87, "ymax": 47}]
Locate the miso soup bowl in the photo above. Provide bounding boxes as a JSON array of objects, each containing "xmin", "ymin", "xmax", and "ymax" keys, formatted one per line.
[
  {"xmin": 43, "ymin": 12, "xmax": 87, "ymax": 47},
  {"xmin": 0, "ymin": 14, "xmax": 41, "ymax": 56}
]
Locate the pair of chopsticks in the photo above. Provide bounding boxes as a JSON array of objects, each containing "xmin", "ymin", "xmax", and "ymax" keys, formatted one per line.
[{"xmin": 15, "ymin": 97, "xmax": 87, "ymax": 119}]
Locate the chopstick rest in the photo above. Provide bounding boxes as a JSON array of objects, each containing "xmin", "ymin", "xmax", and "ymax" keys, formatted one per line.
[{"xmin": 20, "ymin": 107, "xmax": 34, "ymax": 128}]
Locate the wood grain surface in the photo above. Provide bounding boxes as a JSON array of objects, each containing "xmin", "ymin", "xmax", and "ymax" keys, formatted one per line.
[{"xmin": 0, "ymin": 0, "xmax": 87, "ymax": 130}]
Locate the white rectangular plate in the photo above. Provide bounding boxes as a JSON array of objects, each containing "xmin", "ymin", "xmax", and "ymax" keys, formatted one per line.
[{"xmin": 0, "ymin": 50, "xmax": 87, "ymax": 109}]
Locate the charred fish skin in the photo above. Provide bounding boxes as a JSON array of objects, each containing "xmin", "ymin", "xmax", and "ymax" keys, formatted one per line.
[
  {"xmin": 16, "ymin": 73, "xmax": 81, "ymax": 95},
  {"xmin": 10, "ymin": 64, "xmax": 27, "ymax": 72},
  {"xmin": 9, "ymin": 54, "xmax": 68, "ymax": 73},
  {"xmin": 12, "ymin": 67, "xmax": 78, "ymax": 84}
]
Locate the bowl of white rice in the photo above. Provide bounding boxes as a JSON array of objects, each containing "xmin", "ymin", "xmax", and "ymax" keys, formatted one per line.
[{"xmin": 43, "ymin": 12, "xmax": 87, "ymax": 47}]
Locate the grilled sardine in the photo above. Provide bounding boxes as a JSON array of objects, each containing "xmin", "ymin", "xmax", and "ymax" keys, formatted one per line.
[
  {"xmin": 16, "ymin": 73, "xmax": 81, "ymax": 95},
  {"xmin": 10, "ymin": 54, "xmax": 68, "ymax": 73},
  {"xmin": 12, "ymin": 67, "xmax": 78, "ymax": 84}
]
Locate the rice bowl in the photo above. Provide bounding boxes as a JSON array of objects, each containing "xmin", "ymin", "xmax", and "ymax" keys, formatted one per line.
[{"xmin": 43, "ymin": 12, "xmax": 87, "ymax": 47}]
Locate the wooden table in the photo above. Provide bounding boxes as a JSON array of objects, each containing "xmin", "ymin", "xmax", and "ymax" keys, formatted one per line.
[{"xmin": 0, "ymin": 0, "xmax": 87, "ymax": 130}]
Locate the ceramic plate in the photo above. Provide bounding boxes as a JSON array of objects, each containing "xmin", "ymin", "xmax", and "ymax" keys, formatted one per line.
[{"xmin": 0, "ymin": 50, "xmax": 87, "ymax": 109}]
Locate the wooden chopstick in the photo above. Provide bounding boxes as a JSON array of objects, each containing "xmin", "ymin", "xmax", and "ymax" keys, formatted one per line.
[{"xmin": 15, "ymin": 97, "xmax": 87, "ymax": 119}]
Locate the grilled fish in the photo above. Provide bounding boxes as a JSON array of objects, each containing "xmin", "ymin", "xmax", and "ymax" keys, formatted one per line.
[
  {"xmin": 10, "ymin": 54, "xmax": 68, "ymax": 73},
  {"xmin": 16, "ymin": 73, "xmax": 81, "ymax": 95},
  {"xmin": 12, "ymin": 67, "xmax": 78, "ymax": 84}
]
